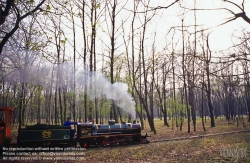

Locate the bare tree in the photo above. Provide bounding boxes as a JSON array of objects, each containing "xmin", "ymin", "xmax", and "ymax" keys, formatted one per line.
[
  {"xmin": 203, "ymin": 34, "xmax": 215, "ymax": 127},
  {"xmin": 0, "ymin": 0, "xmax": 46, "ymax": 54}
]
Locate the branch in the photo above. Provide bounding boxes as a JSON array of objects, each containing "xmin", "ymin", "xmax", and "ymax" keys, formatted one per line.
[
  {"xmin": 224, "ymin": 0, "xmax": 244, "ymax": 12},
  {"xmin": 145, "ymin": 0, "xmax": 180, "ymax": 11},
  {"xmin": 125, "ymin": 0, "xmax": 179, "ymax": 13},
  {"xmin": 180, "ymin": 1, "xmax": 250, "ymax": 35},
  {"xmin": 0, "ymin": 0, "xmax": 15, "ymax": 26},
  {"xmin": 0, "ymin": 0, "xmax": 46, "ymax": 54},
  {"xmin": 190, "ymin": 13, "xmax": 247, "ymax": 35}
]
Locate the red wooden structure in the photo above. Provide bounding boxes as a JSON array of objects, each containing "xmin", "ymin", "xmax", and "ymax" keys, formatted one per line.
[{"xmin": 0, "ymin": 107, "xmax": 14, "ymax": 147}]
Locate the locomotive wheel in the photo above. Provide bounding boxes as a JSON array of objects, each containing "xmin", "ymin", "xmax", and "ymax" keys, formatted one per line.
[
  {"xmin": 119, "ymin": 138, "xmax": 127, "ymax": 145},
  {"xmin": 109, "ymin": 137, "xmax": 118, "ymax": 146},
  {"xmin": 80, "ymin": 142, "xmax": 89, "ymax": 148},
  {"xmin": 83, "ymin": 142, "xmax": 89, "ymax": 148},
  {"xmin": 99, "ymin": 137, "xmax": 108, "ymax": 147}
]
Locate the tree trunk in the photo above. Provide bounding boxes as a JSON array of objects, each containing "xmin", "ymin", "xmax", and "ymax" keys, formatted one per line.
[
  {"xmin": 182, "ymin": 19, "xmax": 190, "ymax": 133},
  {"xmin": 205, "ymin": 37, "xmax": 215, "ymax": 127},
  {"xmin": 201, "ymin": 72, "xmax": 206, "ymax": 131},
  {"xmin": 110, "ymin": 0, "xmax": 118, "ymax": 122}
]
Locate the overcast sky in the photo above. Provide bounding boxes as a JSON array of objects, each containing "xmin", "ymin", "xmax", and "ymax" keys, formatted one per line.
[{"xmin": 62, "ymin": 0, "xmax": 250, "ymax": 70}]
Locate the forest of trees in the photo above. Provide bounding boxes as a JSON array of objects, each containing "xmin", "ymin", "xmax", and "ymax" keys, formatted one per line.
[{"xmin": 0, "ymin": 0, "xmax": 249, "ymax": 134}]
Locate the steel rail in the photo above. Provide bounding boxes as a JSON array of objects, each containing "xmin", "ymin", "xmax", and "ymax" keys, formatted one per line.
[{"xmin": 149, "ymin": 129, "xmax": 250, "ymax": 144}]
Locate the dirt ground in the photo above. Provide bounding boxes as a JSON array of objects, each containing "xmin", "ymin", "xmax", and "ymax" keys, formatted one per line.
[{"xmin": 3, "ymin": 117, "xmax": 250, "ymax": 163}]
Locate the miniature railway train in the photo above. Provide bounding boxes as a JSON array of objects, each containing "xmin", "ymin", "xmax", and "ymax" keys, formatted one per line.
[
  {"xmin": 17, "ymin": 120, "xmax": 150, "ymax": 148},
  {"xmin": 0, "ymin": 107, "xmax": 150, "ymax": 148}
]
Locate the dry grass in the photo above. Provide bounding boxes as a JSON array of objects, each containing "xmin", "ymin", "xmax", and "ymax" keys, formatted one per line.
[
  {"xmin": 83, "ymin": 117, "xmax": 250, "ymax": 163},
  {"xmin": 5, "ymin": 116, "xmax": 250, "ymax": 163},
  {"xmin": 83, "ymin": 133, "xmax": 250, "ymax": 163},
  {"xmin": 143, "ymin": 116, "xmax": 250, "ymax": 141}
]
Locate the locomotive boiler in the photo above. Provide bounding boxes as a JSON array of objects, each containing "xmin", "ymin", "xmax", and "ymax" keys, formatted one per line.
[{"xmin": 77, "ymin": 120, "xmax": 150, "ymax": 148}]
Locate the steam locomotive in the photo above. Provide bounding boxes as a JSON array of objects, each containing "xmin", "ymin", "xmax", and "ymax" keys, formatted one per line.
[{"xmin": 17, "ymin": 120, "xmax": 150, "ymax": 148}]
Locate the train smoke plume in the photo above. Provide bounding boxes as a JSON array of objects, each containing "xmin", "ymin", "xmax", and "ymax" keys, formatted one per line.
[
  {"xmin": 1, "ymin": 50, "xmax": 136, "ymax": 120},
  {"xmin": 77, "ymin": 69, "xmax": 136, "ymax": 120}
]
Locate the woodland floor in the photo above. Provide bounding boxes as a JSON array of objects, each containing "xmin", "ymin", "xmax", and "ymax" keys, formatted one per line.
[{"xmin": 4, "ymin": 116, "xmax": 250, "ymax": 163}]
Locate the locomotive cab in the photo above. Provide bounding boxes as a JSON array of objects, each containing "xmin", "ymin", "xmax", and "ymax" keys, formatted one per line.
[{"xmin": 77, "ymin": 122, "xmax": 93, "ymax": 137}]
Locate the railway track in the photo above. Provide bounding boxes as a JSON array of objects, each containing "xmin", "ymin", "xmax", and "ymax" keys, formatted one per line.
[
  {"xmin": 2, "ymin": 129, "xmax": 249, "ymax": 163},
  {"xmin": 8, "ymin": 129, "xmax": 250, "ymax": 149},
  {"xmin": 79, "ymin": 128, "xmax": 250, "ymax": 150},
  {"xmin": 149, "ymin": 129, "xmax": 250, "ymax": 144}
]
